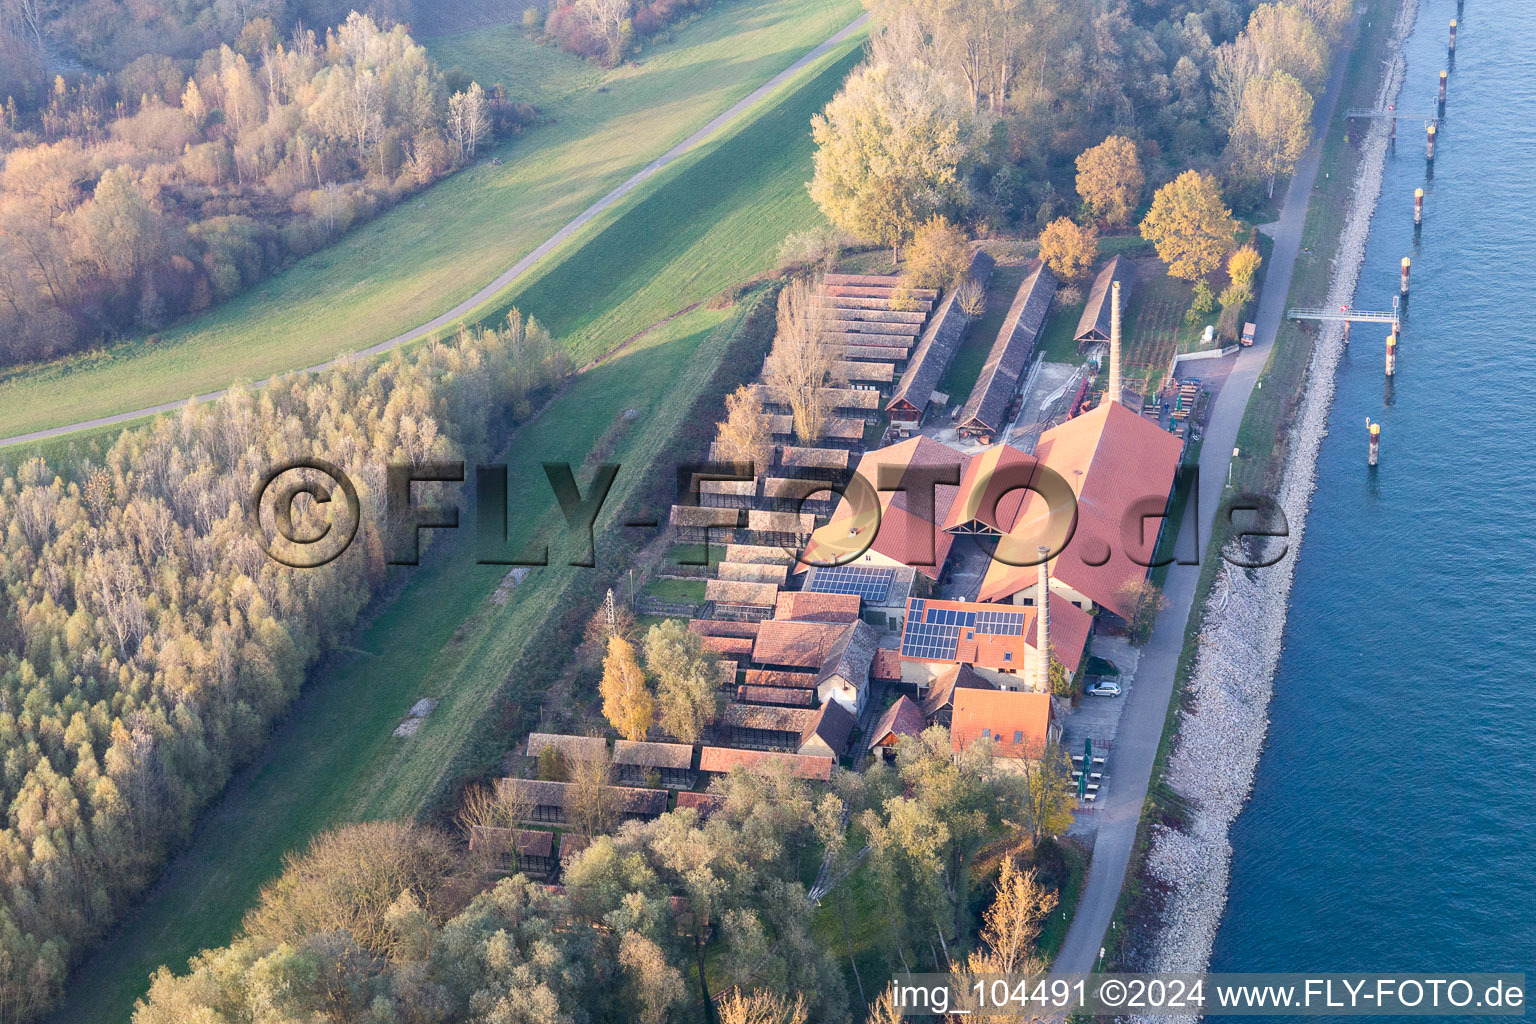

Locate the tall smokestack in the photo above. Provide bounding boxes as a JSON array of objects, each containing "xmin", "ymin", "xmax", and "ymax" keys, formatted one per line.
[
  {"xmin": 1107, "ymin": 280, "xmax": 1123, "ymax": 405},
  {"xmin": 1036, "ymin": 545, "xmax": 1050, "ymax": 693}
]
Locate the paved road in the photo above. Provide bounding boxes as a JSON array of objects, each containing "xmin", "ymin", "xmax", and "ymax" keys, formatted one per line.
[
  {"xmin": 0, "ymin": 13, "xmax": 870, "ymax": 450},
  {"xmin": 1051, "ymin": 22, "xmax": 1360, "ymax": 975}
]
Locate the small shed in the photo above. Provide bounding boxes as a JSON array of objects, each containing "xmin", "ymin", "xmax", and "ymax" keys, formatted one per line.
[{"xmin": 1074, "ymin": 255, "xmax": 1134, "ymax": 347}]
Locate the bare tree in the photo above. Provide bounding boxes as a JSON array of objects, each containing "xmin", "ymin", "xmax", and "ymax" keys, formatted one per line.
[
  {"xmin": 764, "ymin": 277, "xmax": 839, "ymax": 443},
  {"xmin": 567, "ymin": 750, "xmax": 618, "ymax": 838}
]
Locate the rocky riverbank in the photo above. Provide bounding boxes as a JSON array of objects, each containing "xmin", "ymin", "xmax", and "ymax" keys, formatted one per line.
[{"xmin": 1133, "ymin": 0, "xmax": 1420, "ymax": 1011}]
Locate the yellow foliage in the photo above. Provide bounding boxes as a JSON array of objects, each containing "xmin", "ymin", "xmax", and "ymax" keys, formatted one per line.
[
  {"xmin": 1038, "ymin": 217, "xmax": 1098, "ymax": 281},
  {"xmin": 1139, "ymin": 170, "xmax": 1238, "ymax": 281}
]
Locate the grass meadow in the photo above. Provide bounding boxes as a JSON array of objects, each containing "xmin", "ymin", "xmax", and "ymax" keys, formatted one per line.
[{"xmin": 0, "ymin": 0, "xmax": 860, "ymax": 440}]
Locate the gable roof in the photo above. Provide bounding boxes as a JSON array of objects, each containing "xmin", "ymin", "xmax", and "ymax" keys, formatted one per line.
[
  {"xmin": 801, "ymin": 699, "xmax": 856, "ymax": 756},
  {"xmin": 751, "ymin": 620, "xmax": 850, "ymax": 670},
  {"xmin": 799, "ymin": 436, "xmax": 970, "ymax": 578},
  {"xmin": 773, "ymin": 591, "xmax": 862, "ymax": 623},
  {"xmin": 674, "ymin": 791, "xmax": 727, "ymax": 817},
  {"xmin": 977, "ymin": 401, "xmax": 1182, "ymax": 617},
  {"xmin": 700, "ymin": 635, "xmax": 755, "ymax": 657},
  {"xmin": 867, "ymin": 695, "xmax": 926, "ymax": 750},
  {"xmin": 720, "ymin": 702, "xmax": 819, "ymax": 734},
  {"xmin": 737, "ymin": 684, "xmax": 817, "ymax": 706},
  {"xmin": 940, "ymin": 443, "xmax": 1040, "ymax": 534},
  {"xmin": 1074, "ymin": 255, "xmax": 1134, "ymax": 342},
  {"xmin": 958, "ymin": 261, "xmax": 1057, "ymax": 434},
  {"xmin": 950, "ymin": 688, "xmax": 1054, "ymax": 759},
  {"xmin": 888, "ymin": 249, "xmax": 995, "ymax": 416},
  {"xmin": 697, "ymin": 746, "xmax": 834, "ymax": 780},
  {"xmin": 612, "ymin": 740, "xmax": 694, "ymax": 770},
  {"xmin": 919, "ymin": 663, "xmax": 997, "ymax": 718},
  {"xmin": 525, "ymin": 733, "xmax": 607, "ymax": 762},
  {"xmin": 468, "ymin": 826, "xmax": 555, "ymax": 858},
  {"xmin": 496, "ymin": 779, "xmax": 670, "ymax": 817}
]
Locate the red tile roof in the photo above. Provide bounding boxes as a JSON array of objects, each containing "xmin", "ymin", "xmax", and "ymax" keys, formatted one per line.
[
  {"xmin": 675, "ymin": 791, "xmax": 727, "ymax": 816},
  {"xmin": 697, "ymin": 747, "xmax": 834, "ymax": 781},
  {"xmin": 700, "ymin": 635, "xmax": 754, "ymax": 657},
  {"xmin": 689, "ymin": 618, "xmax": 761, "ymax": 639},
  {"xmin": 799, "ymin": 436, "xmax": 969, "ymax": 579},
  {"xmin": 751, "ymin": 620, "xmax": 853, "ymax": 670},
  {"xmin": 741, "ymin": 668, "xmax": 819, "ymax": 689},
  {"xmin": 950, "ymin": 688, "xmax": 1055, "ymax": 759},
  {"xmin": 736, "ymin": 685, "xmax": 816, "ymax": 706},
  {"xmin": 867, "ymin": 696, "xmax": 926, "ymax": 750},
  {"xmin": 919, "ymin": 663, "xmax": 996, "ymax": 718},
  {"xmin": 773, "ymin": 591, "xmax": 862, "ymax": 623},
  {"xmin": 978, "ymin": 401, "xmax": 1182, "ymax": 617},
  {"xmin": 870, "ymin": 648, "xmax": 903, "ymax": 682}
]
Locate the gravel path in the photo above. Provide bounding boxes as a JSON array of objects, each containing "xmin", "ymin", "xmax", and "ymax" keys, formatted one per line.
[{"xmin": 1137, "ymin": 0, "xmax": 1421, "ymax": 1008}]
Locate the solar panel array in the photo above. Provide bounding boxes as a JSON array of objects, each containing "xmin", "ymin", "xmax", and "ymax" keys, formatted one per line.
[
  {"xmin": 899, "ymin": 600, "xmax": 1026, "ymax": 660},
  {"xmin": 807, "ymin": 565, "xmax": 894, "ymax": 603}
]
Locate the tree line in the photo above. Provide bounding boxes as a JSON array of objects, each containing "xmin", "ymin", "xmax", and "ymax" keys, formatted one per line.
[
  {"xmin": 0, "ymin": 11, "xmax": 527, "ymax": 368},
  {"xmin": 0, "ymin": 0, "xmax": 423, "ymax": 84},
  {"xmin": 0, "ymin": 311, "xmax": 567, "ymax": 1021},
  {"xmin": 809, "ymin": 0, "xmax": 1352, "ymax": 253},
  {"xmin": 133, "ymin": 725, "xmax": 1076, "ymax": 1023}
]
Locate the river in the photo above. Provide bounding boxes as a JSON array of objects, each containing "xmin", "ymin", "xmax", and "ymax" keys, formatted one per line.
[{"xmin": 1210, "ymin": 0, "xmax": 1536, "ymax": 990}]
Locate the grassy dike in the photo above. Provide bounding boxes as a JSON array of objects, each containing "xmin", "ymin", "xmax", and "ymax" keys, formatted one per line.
[
  {"xmin": 48, "ymin": 35, "xmax": 866, "ymax": 1024},
  {"xmin": 0, "ymin": 0, "xmax": 859, "ymax": 439},
  {"xmin": 1103, "ymin": 0, "xmax": 1402, "ymax": 966}
]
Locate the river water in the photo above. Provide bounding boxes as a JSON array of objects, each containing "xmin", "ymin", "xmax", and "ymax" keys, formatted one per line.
[{"xmin": 1210, "ymin": 1, "xmax": 1536, "ymax": 987}]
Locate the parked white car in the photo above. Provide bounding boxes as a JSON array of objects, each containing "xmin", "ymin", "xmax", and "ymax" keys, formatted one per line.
[{"xmin": 1087, "ymin": 680, "xmax": 1122, "ymax": 697}]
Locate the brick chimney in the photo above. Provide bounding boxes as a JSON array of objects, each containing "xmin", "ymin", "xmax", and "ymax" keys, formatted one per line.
[
  {"xmin": 1036, "ymin": 545, "xmax": 1050, "ymax": 692},
  {"xmin": 1107, "ymin": 280, "xmax": 1122, "ymax": 405}
]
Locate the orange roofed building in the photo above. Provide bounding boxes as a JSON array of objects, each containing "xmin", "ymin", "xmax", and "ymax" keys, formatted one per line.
[
  {"xmin": 950, "ymin": 687, "xmax": 1059, "ymax": 761},
  {"xmin": 897, "ymin": 595, "xmax": 1090, "ymax": 692},
  {"xmin": 798, "ymin": 435, "xmax": 969, "ymax": 580},
  {"xmin": 975, "ymin": 401, "xmax": 1182, "ymax": 621}
]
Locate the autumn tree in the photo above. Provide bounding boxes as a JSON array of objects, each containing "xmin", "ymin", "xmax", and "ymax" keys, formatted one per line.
[
  {"xmin": 1228, "ymin": 244, "xmax": 1262, "ymax": 292},
  {"xmin": 242, "ymin": 822, "xmax": 459, "ymax": 956},
  {"xmin": 567, "ymin": 749, "xmax": 619, "ymax": 838},
  {"xmin": 1038, "ymin": 216, "xmax": 1098, "ymax": 281},
  {"xmin": 447, "ymin": 81, "xmax": 491, "ymax": 161},
  {"xmin": 1075, "ymin": 135, "xmax": 1144, "ymax": 227},
  {"xmin": 716, "ymin": 384, "xmax": 773, "ymax": 472},
  {"xmin": 809, "ymin": 61, "xmax": 985, "ymax": 249},
  {"xmin": 643, "ymin": 619, "xmax": 721, "ymax": 744},
  {"xmin": 903, "ymin": 215, "xmax": 970, "ymax": 291},
  {"xmin": 1019, "ymin": 744, "xmax": 1075, "ymax": 842},
  {"xmin": 600, "ymin": 634, "xmax": 655, "ymax": 741},
  {"xmin": 1116, "ymin": 577, "xmax": 1170, "ymax": 645},
  {"xmin": 620, "ymin": 932, "xmax": 687, "ymax": 1024},
  {"xmin": 1139, "ymin": 170, "xmax": 1238, "ymax": 281},
  {"xmin": 719, "ymin": 989, "xmax": 810, "ymax": 1024},
  {"xmin": 978, "ymin": 855, "xmax": 1058, "ymax": 971},
  {"xmin": 764, "ymin": 276, "xmax": 839, "ymax": 442},
  {"xmin": 1228, "ymin": 71, "xmax": 1313, "ymax": 197}
]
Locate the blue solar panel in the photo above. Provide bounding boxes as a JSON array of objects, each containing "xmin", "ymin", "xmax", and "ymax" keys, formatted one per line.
[{"xmin": 807, "ymin": 565, "xmax": 894, "ymax": 602}]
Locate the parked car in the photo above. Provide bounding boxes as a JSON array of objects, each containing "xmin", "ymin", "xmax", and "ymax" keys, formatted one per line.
[{"xmin": 1087, "ymin": 680, "xmax": 1122, "ymax": 697}]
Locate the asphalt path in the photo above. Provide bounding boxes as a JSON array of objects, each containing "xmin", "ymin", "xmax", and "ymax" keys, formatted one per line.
[
  {"xmin": 1050, "ymin": 21, "xmax": 1360, "ymax": 975},
  {"xmin": 0, "ymin": 13, "xmax": 869, "ymax": 449}
]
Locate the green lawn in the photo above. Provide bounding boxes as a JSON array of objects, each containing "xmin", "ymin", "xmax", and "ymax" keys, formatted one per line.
[
  {"xmin": 48, "ymin": 20, "xmax": 860, "ymax": 1018},
  {"xmin": 1037, "ymin": 298, "xmax": 1086, "ymax": 365},
  {"xmin": 642, "ymin": 576, "xmax": 707, "ymax": 603},
  {"xmin": 940, "ymin": 262, "xmax": 1031, "ymax": 405},
  {"xmin": 0, "ymin": 0, "xmax": 861, "ymax": 440}
]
